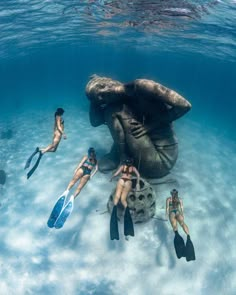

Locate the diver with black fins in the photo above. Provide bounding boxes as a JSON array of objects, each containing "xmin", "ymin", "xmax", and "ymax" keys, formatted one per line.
[
  {"xmin": 24, "ymin": 108, "xmax": 66, "ymax": 179},
  {"xmin": 109, "ymin": 158, "xmax": 140, "ymax": 240},
  {"xmin": 166, "ymin": 189, "xmax": 195, "ymax": 262}
]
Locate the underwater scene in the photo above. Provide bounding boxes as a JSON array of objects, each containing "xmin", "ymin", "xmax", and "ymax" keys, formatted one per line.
[{"xmin": 0, "ymin": 1, "xmax": 235, "ymax": 294}]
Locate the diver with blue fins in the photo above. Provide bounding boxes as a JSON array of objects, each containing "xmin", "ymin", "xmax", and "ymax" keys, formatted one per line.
[
  {"xmin": 47, "ymin": 147, "xmax": 98, "ymax": 229},
  {"xmin": 166, "ymin": 189, "xmax": 195, "ymax": 262},
  {"xmin": 109, "ymin": 158, "xmax": 140, "ymax": 240},
  {"xmin": 24, "ymin": 107, "xmax": 66, "ymax": 179}
]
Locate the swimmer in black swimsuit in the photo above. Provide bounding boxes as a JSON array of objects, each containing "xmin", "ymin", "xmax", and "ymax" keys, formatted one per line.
[
  {"xmin": 166, "ymin": 189, "xmax": 195, "ymax": 261},
  {"xmin": 62, "ymin": 147, "xmax": 98, "ymax": 200},
  {"xmin": 109, "ymin": 158, "xmax": 140, "ymax": 240}
]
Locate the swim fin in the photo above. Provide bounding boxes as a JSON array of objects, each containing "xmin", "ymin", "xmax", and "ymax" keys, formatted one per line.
[
  {"xmin": 185, "ymin": 235, "xmax": 196, "ymax": 262},
  {"xmin": 110, "ymin": 205, "xmax": 119, "ymax": 240},
  {"xmin": 27, "ymin": 151, "xmax": 43, "ymax": 179},
  {"xmin": 124, "ymin": 207, "xmax": 134, "ymax": 237},
  {"xmin": 54, "ymin": 195, "xmax": 74, "ymax": 229},
  {"xmin": 24, "ymin": 147, "xmax": 39, "ymax": 170},
  {"xmin": 174, "ymin": 231, "xmax": 186, "ymax": 259},
  {"xmin": 47, "ymin": 191, "xmax": 69, "ymax": 228}
]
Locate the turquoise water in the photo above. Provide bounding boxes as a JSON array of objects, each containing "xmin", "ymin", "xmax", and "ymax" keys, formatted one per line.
[{"xmin": 0, "ymin": 1, "xmax": 235, "ymax": 295}]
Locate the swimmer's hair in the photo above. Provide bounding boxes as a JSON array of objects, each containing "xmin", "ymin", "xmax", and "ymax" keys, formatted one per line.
[
  {"xmin": 171, "ymin": 189, "xmax": 178, "ymax": 196},
  {"xmin": 88, "ymin": 147, "xmax": 96, "ymax": 157},
  {"xmin": 55, "ymin": 108, "xmax": 65, "ymax": 117},
  {"xmin": 123, "ymin": 158, "xmax": 134, "ymax": 166}
]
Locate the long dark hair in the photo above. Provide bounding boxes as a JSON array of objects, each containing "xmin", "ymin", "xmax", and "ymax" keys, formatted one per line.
[
  {"xmin": 122, "ymin": 158, "xmax": 133, "ymax": 173},
  {"xmin": 54, "ymin": 108, "xmax": 64, "ymax": 117},
  {"xmin": 171, "ymin": 189, "xmax": 180, "ymax": 207},
  {"xmin": 88, "ymin": 147, "xmax": 97, "ymax": 163}
]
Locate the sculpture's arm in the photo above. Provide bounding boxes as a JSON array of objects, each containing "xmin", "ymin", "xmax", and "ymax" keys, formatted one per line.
[
  {"xmin": 89, "ymin": 103, "xmax": 105, "ymax": 127},
  {"xmin": 125, "ymin": 79, "xmax": 191, "ymax": 122}
]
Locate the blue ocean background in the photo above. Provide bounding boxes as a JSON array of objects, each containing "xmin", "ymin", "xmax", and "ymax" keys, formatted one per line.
[{"xmin": 0, "ymin": 1, "xmax": 235, "ymax": 295}]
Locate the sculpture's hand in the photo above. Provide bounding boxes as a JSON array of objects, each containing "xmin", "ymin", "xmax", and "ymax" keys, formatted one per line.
[{"xmin": 130, "ymin": 121, "xmax": 149, "ymax": 138}]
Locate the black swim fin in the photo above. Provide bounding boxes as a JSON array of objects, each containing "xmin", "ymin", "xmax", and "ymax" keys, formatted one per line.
[
  {"xmin": 24, "ymin": 147, "xmax": 40, "ymax": 170},
  {"xmin": 27, "ymin": 151, "xmax": 43, "ymax": 179},
  {"xmin": 110, "ymin": 205, "xmax": 119, "ymax": 240},
  {"xmin": 185, "ymin": 235, "xmax": 196, "ymax": 262},
  {"xmin": 174, "ymin": 231, "xmax": 186, "ymax": 259},
  {"xmin": 124, "ymin": 207, "xmax": 134, "ymax": 237}
]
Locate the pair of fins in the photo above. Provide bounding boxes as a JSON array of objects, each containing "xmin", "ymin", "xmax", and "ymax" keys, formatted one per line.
[
  {"xmin": 24, "ymin": 147, "xmax": 43, "ymax": 179},
  {"xmin": 110, "ymin": 205, "xmax": 134, "ymax": 240},
  {"xmin": 47, "ymin": 192, "xmax": 74, "ymax": 229},
  {"xmin": 174, "ymin": 231, "xmax": 196, "ymax": 262}
]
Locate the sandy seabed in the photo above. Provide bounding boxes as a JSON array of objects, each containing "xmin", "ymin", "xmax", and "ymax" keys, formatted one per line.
[{"xmin": 0, "ymin": 105, "xmax": 235, "ymax": 295}]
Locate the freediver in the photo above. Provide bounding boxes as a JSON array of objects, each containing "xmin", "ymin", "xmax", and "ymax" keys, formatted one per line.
[
  {"xmin": 166, "ymin": 189, "xmax": 195, "ymax": 261},
  {"xmin": 47, "ymin": 147, "xmax": 98, "ymax": 228},
  {"xmin": 109, "ymin": 158, "xmax": 140, "ymax": 240},
  {"xmin": 24, "ymin": 107, "xmax": 66, "ymax": 179}
]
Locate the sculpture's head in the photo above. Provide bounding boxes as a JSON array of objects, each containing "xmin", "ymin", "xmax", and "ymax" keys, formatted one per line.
[{"xmin": 85, "ymin": 74, "xmax": 124, "ymax": 106}]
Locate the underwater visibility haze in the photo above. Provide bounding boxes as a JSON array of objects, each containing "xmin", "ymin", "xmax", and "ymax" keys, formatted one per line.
[{"xmin": 0, "ymin": 1, "xmax": 236, "ymax": 295}]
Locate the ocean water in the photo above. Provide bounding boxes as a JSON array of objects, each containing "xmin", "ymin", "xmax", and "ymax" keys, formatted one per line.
[{"xmin": 0, "ymin": 1, "xmax": 235, "ymax": 295}]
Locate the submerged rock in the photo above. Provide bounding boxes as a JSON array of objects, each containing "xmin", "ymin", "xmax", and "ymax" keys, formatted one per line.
[
  {"xmin": 0, "ymin": 170, "xmax": 6, "ymax": 185},
  {"xmin": 107, "ymin": 177, "xmax": 157, "ymax": 223}
]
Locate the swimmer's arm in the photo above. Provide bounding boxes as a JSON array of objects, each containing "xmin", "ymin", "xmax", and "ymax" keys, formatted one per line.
[
  {"xmin": 56, "ymin": 116, "xmax": 64, "ymax": 135},
  {"xmin": 110, "ymin": 166, "xmax": 123, "ymax": 181},
  {"xmin": 90, "ymin": 164, "xmax": 98, "ymax": 179},
  {"xmin": 166, "ymin": 198, "xmax": 170, "ymax": 218},
  {"xmin": 180, "ymin": 199, "xmax": 184, "ymax": 215},
  {"xmin": 74, "ymin": 156, "xmax": 87, "ymax": 174}
]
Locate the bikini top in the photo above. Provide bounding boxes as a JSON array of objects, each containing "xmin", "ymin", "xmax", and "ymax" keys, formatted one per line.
[
  {"xmin": 122, "ymin": 165, "xmax": 133, "ymax": 175},
  {"xmin": 169, "ymin": 199, "xmax": 180, "ymax": 208},
  {"xmin": 83, "ymin": 158, "xmax": 96, "ymax": 167}
]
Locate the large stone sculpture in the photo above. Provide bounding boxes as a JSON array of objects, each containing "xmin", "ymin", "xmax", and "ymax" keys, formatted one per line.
[{"xmin": 86, "ymin": 75, "xmax": 191, "ymax": 178}]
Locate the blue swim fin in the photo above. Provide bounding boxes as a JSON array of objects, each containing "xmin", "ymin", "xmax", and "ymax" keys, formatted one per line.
[
  {"xmin": 54, "ymin": 195, "xmax": 74, "ymax": 229},
  {"xmin": 47, "ymin": 192, "xmax": 68, "ymax": 228}
]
